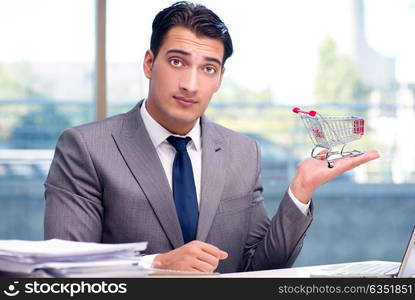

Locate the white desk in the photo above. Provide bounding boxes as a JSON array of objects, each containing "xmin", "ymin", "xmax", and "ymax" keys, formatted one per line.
[{"xmin": 220, "ymin": 261, "xmax": 397, "ymax": 277}]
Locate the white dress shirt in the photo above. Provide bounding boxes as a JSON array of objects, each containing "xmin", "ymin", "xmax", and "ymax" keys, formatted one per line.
[
  {"xmin": 140, "ymin": 100, "xmax": 202, "ymax": 205},
  {"xmin": 139, "ymin": 100, "xmax": 310, "ymax": 266}
]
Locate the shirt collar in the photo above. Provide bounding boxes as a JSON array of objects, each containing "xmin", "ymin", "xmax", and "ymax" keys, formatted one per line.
[{"xmin": 140, "ymin": 99, "xmax": 201, "ymax": 151}]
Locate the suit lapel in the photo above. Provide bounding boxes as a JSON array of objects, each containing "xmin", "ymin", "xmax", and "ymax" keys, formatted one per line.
[
  {"xmin": 111, "ymin": 102, "xmax": 184, "ymax": 248},
  {"xmin": 197, "ymin": 117, "xmax": 226, "ymax": 241}
]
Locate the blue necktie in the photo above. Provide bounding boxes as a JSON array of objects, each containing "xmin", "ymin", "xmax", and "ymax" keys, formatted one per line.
[{"xmin": 167, "ymin": 136, "xmax": 199, "ymax": 243}]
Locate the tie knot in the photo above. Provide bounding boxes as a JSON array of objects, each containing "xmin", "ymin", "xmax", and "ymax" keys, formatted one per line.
[{"xmin": 167, "ymin": 136, "xmax": 191, "ymax": 153}]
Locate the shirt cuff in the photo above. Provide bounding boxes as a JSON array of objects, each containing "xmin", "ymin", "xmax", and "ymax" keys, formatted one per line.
[
  {"xmin": 139, "ymin": 254, "xmax": 158, "ymax": 269},
  {"xmin": 288, "ymin": 185, "xmax": 311, "ymax": 216}
]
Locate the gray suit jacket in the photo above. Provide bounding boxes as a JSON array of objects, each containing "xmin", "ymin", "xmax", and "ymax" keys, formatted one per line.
[{"xmin": 44, "ymin": 101, "xmax": 313, "ymax": 273}]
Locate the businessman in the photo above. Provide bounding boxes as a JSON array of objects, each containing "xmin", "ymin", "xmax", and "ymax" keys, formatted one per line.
[{"xmin": 44, "ymin": 1, "xmax": 379, "ymax": 273}]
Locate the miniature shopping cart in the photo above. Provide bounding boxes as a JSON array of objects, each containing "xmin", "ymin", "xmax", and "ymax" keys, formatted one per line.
[{"xmin": 293, "ymin": 107, "xmax": 364, "ymax": 168}]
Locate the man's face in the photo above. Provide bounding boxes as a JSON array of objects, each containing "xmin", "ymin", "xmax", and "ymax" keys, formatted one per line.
[{"xmin": 143, "ymin": 26, "xmax": 225, "ymax": 134}]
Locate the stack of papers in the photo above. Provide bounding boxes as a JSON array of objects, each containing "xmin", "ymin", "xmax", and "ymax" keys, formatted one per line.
[{"xmin": 0, "ymin": 239, "xmax": 149, "ymax": 277}]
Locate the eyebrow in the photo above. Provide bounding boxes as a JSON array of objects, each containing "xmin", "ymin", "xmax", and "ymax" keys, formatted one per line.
[{"xmin": 165, "ymin": 49, "xmax": 223, "ymax": 66}]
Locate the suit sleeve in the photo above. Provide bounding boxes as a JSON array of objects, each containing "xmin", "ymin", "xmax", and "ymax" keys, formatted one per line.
[
  {"xmin": 44, "ymin": 128, "xmax": 103, "ymax": 242},
  {"xmin": 241, "ymin": 141, "xmax": 313, "ymax": 271}
]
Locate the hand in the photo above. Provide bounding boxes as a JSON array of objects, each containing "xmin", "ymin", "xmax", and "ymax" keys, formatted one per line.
[
  {"xmin": 152, "ymin": 240, "xmax": 228, "ymax": 272},
  {"xmin": 290, "ymin": 149, "xmax": 380, "ymax": 204}
]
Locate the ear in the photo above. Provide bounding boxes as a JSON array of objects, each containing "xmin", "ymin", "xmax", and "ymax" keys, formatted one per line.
[
  {"xmin": 215, "ymin": 66, "xmax": 226, "ymax": 92},
  {"xmin": 143, "ymin": 50, "xmax": 155, "ymax": 79}
]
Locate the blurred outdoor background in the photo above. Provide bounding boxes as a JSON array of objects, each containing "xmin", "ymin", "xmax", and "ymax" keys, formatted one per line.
[{"xmin": 0, "ymin": 0, "xmax": 414, "ymax": 267}]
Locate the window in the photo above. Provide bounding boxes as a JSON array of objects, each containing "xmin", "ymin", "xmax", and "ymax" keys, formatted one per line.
[{"xmin": 0, "ymin": 0, "xmax": 95, "ymax": 239}]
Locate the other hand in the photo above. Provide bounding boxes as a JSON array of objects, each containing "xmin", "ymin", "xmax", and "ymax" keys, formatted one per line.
[{"xmin": 152, "ymin": 240, "xmax": 228, "ymax": 272}]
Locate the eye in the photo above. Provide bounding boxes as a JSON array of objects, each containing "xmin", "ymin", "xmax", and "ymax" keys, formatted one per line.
[
  {"xmin": 204, "ymin": 65, "xmax": 217, "ymax": 74},
  {"xmin": 169, "ymin": 58, "xmax": 183, "ymax": 67}
]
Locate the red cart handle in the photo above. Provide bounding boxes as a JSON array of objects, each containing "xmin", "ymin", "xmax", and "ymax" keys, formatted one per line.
[{"xmin": 292, "ymin": 107, "xmax": 317, "ymax": 117}]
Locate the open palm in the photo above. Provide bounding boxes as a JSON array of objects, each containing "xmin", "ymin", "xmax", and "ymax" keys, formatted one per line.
[{"xmin": 290, "ymin": 149, "xmax": 380, "ymax": 203}]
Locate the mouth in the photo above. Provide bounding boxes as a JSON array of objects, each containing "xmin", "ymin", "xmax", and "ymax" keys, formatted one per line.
[{"xmin": 173, "ymin": 96, "xmax": 197, "ymax": 106}]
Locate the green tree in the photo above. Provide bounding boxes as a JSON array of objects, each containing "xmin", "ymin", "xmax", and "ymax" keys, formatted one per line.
[
  {"xmin": 11, "ymin": 104, "xmax": 71, "ymax": 149},
  {"xmin": 315, "ymin": 37, "xmax": 370, "ymax": 102}
]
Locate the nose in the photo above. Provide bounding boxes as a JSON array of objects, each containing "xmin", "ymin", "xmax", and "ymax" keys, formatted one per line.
[{"xmin": 179, "ymin": 68, "xmax": 199, "ymax": 94}]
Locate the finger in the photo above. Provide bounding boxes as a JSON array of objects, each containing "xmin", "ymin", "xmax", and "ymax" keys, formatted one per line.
[
  {"xmin": 354, "ymin": 150, "xmax": 380, "ymax": 164},
  {"xmin": 191, "ymin": 258, "xmax": 216, "ymax": 272},
  {"xmin": 195, "ymin": 250, "xmax": 220, "ymax": 268},
  {"xmin": 337, "ymin": 149, "xmax": 379, "ymax": 170},
  {"xmin": 199, "ymin": 242, "xmax": 228, "ymax": 259},
  {"xmin": 363, "ymin": 149, "xmax": 381, "ymax": 159},
  {"xmin": 190, "ymin": 267, "xmax": 201, "ymax": 272},
  {"xmin": 219, "ymin": 251, "xmax": 228, "ymax": 259}
]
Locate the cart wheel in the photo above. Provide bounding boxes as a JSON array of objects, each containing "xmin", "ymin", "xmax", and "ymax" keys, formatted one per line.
[{"xmin": 328, "ymin": 161, "xmax": 334, "ymax": 168}]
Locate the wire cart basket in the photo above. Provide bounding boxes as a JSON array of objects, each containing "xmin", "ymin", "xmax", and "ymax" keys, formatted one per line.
[{"xmin": 293, "ymin": 107, "xmax": 364, "ymax": 168}]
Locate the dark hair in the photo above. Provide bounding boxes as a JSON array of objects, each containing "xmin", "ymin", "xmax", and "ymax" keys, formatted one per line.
[{"xmin": 150, "ymin": 1, "xmax": 233, "ymax": 65}]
